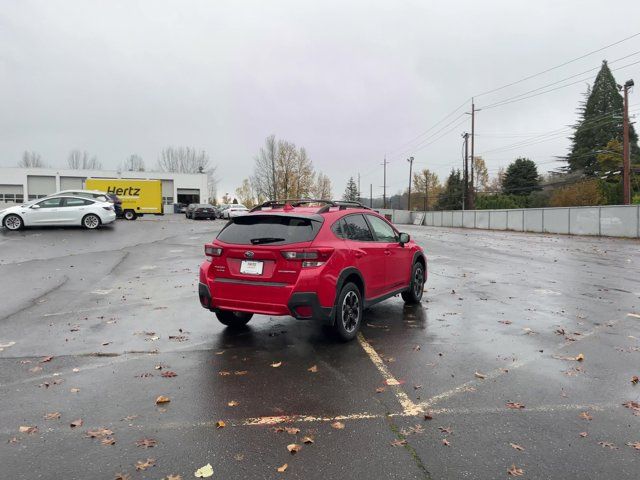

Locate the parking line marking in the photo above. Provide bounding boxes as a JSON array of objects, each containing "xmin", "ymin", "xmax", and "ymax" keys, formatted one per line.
[
  {"xmin": 357, "ymin": 332, "xmax": 421, "ymax": 415},
  {"xmin": 418, "ymin": 360, "xmax": 526, "ymax": 410}
]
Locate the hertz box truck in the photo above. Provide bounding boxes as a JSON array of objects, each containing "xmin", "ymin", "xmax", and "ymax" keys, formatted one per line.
[{"xmin": 85, "ymin": 178, "xmax": 163, "ymax": 220}]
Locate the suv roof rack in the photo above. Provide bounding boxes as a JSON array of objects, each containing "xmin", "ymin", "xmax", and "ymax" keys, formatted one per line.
[{"xmin": 249, "ymin": 199, "xmax": 371, "ymax": 213}]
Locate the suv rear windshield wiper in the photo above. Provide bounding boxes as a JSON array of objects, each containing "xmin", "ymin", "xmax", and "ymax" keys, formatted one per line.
[{"xmin": 250, "ymin": 237, "xmax": 286, "ymax": 245}]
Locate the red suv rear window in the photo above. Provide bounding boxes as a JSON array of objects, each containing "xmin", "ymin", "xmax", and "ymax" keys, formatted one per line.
[{"xmin": 217, "ymin": 215, "xmax": 322, "ymax": 245}]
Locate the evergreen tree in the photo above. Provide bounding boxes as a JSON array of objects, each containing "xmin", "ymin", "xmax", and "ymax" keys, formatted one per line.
[
  {"xmin": 568, "ymin": 61, "xmax": 639, "ymax": 174},
  {"xmin": 437, "ymin": 169, "xmax": 464, "ymax": 210},
  {"xmin": 343, "ymin": 176, "xmax": 359, "ymax": 201},
  {"xmin": 502, "ymin": 157, "xmax": 540, "ymax": 195}
]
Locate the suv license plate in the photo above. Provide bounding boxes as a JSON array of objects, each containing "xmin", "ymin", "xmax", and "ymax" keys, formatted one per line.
[{"xmin": 240, "ymin": 260, "xmax": 263, "ymax": 275}]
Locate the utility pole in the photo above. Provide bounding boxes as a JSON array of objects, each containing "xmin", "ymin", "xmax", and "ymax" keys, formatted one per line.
[
  {"xmin": 407, "ymin": 156, "xmax": 414, "ymax": 210},
  {"xmin": 470, "ymin": 99, "xmax": 476, "ymax": 210},
  {"xmin": 381, "ymin": 156, "xmax": 388, "ymax": 208},
  {"xmin": 462, "ymin": 132, "xmax": 469, "ymax": 210},
  {"xmin": 424, "ymin": 169, "xmax": 429, "ymax": 212},
  {"xmin": 357, "ymin": 172, "xmax": 361, "ymax": 203},
  {"xmin": 370, "ymin": 184, "xmax": 373, "ymax": 208},
  {"xmin": 621, "ymin": 79, "xmax": 634, "ymax": 205}
]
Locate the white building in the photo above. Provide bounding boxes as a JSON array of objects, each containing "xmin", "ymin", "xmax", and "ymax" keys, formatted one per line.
[{"xmin": 0, "ymin": 167, "xmax": 209, "ymax": 212}]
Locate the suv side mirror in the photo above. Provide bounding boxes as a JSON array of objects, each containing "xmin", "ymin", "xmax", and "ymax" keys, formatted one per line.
[
  {"xmin": 30, "ymin": 204, "xmax": 41, "ymax": 209},
  {"xmin": 399, "ymin": 232, "xmax": 410, "ymax": 245}
]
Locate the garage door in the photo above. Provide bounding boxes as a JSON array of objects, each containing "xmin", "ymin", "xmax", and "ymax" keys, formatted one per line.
[
  {"xmin": 27, "ymin": 175, "xmax": 56, "ymax": 200},
  {"xmin": 0, "ymin": 184, "xmax": 25, "ymax": 204},
  {"xmin": 177, "ymin": 188, "xmax": 200, "ymax": 205},
  {"xmin": 60, "ymin": 176, "xmax": 85, "ymax": 190}
]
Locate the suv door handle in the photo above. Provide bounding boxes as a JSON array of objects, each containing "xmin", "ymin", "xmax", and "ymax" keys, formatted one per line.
[
  {"xmin": 384, "ymin": 250, "xmax": 391, "ymax": 256},
  {"xmin": 354, "ymin": 249, "xmax": 365, "ymax": 258}
]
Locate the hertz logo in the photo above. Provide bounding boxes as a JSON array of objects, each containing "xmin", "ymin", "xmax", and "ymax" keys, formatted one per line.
[{"xmin": 106, "ymin": 186, "xmax": 141, "ymax": 196}]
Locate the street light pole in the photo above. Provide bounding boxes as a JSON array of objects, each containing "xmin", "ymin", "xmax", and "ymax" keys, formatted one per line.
[
  {"xmin": 622, "ymin": 79, "xmax": 634, "ymax": 205},
  {"xmin": 407, "ymin": 156, "xmax": 414, "ymax": 210}
]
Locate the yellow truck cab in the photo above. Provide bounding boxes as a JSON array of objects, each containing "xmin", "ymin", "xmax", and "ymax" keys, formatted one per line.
[{"xmin": 85, "ymin": 178, "xmax": 163, "ymax": 220}]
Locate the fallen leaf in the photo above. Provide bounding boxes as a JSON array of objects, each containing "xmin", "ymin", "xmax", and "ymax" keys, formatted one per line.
[
  {"xmin": 579, "ymin": 432, "xmax": 589, "ymax": 437},
  {"xmin": 215, "ymin": 420, "xmax": 226, "ymax": 429},
  {"xmin": 113, "ymin": 473, "xmax": 131, "ymax": 480},
  {"xmin": 287, "ymin": 443, "xmax": 301, "ymax": 454},
  {"xmin": 136, "ymin": 438, "xmax": 157, "ymax": 448},
  {"xmin": 331, "ymin": 421, "xmax": 345, "ymax": 430},
  {"xmin": 391, "ymin": 439, "xmax": 407, "ymax": 446},
  {"xmin": 277, "ymin": 464, "xmax": 288, "ymax": 473},
  {"xmin": 308, "ymin": 365, "xmax": 318, "ymax": 373},
  {"xmin": 575, "ymin": 353, "xmax": 585, "ymax": 362},
  {"xmin": 161, "ymin": 371, "xmax": 177, "ymax": 378},
  {"xmin": 579, "ymin": 411, "xmax": 593, "ymax": 421},
  {"xmin": 102, "ymin": 437, "xmax": 116, "ymax": 446},
  {"xmin": 234, "ymin": 370, "xmax": 248, "ymax": 376},
  {"xmin": 19, "ymin": 425, "xmax": 37, "ymax": 434},
  {"xmin": 70, "ymin": 388, "xmax": 80, "ymax": 393},
  {"xmin": 44, "ymin": 412, "xmax": 61, "ymax": 420},
  {"xmin": 29, "ymin": 365, "xmax": 43, "ymax": 373},
  {"xmin": 438, "ymin": 426, "xmax": 452, "ymax": 434},
  {"xmin": 40, "ymin": 356, "xmax": 53, "ymax": 363},
  {"xmin": 284, "ymin": 427, "xmax": 300, "ymax": 435},
  {"xmin": 227, "ymin": 400, "xmax": 239, "ymax": 407},
  {"xmin": 165, "ymin": 475, "xmax": 182, "ymax": 480},
  {"xmin": 86, "ymin": 428, "xmax": 113, "ymax": 438},
  {"xmin": 442, "ymin": 438, "xmax": 450, "ymax": 446},
  {"xmin": 474, "ymin": 372, "xmax": 487, "ymax": 379},
  {"xmin": 70, "ymin": 419, "xmax": 83, "ymax": 428},
  {"xmin": 302, "ymin": 436, "xmax": 314, "ymax": 444},
  {"xmin": 375, "ymin": 387, "xmax": 386, "ymax": 393},
  {"xmin": 598, "ymin": 441, "xmax": 617, "ymax": 449},
  {"xmin": 510, "ymin": 443, "xmax": 525, "ymax": 451},
  {"xmin": 384, "ymin": 378, "xmax": 401, "ymax": 386},
  {"xmin": 423, "ymin": 413, "xmax": 434, "ymax": 420},
  {"xmin": 622, "ymin": 401, "xmax": 640, "ymax": 414},
  {"xmin": 631, "ymin": 376, "xmax": 639, "ymax": 385},
  {"xmin": 498, "ymin": 320, "xmax": 512, "ymax": 325},
  {"xmin": 218, "ymin": 371, "xmax": 231, "ymax": 376},
  {"xmin": 507, "ymin": 464, "xmax": 524, "ymax": 476},
  {"xmin": 506, "ymin": 402, "xmax": 525, "ymax": 409},
  {"xmin": 135, "ymin": 458, "xmax": 156, "ymax": 471},
  {"xmin": 155, "ymin": 395, "xmax": 170, "ymax": 405},
  {"xmin": 271, "ymin": 361, "xmax": 282, "ymax": 368},
  {"xmin": 626, "ymin": 441, "xmax": 640, "ymax": 450}
]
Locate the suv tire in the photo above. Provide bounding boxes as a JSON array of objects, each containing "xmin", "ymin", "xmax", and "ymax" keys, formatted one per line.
[
  {"xmin": 3, "ymin": 214, "xmax": 23, "ymax": 231},
  {"xmin": 401, "ymin": 261, "xmax": 424, "ymax": 304},
  {"xmin": 216, "ymin": 310, "xmax": 253, "ymax": 328},
  {"xmin": 333, "ymin": 282, "xmax": 362, "ymax": 341}
]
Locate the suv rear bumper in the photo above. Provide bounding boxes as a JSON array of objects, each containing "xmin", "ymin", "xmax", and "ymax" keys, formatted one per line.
[{"xmin": 198, "ymin": 282, "xmax": 333, "ymax": 324}]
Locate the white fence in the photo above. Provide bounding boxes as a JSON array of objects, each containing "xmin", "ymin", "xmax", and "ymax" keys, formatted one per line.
[{"xmin": 378, "ymin": 206, "xmax": 640, "ymax": 238}]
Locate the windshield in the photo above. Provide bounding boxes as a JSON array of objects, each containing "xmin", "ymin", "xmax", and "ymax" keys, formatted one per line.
[{"xmin": 217, "ymin": 215, "xmax": 322, "ymax": 245}]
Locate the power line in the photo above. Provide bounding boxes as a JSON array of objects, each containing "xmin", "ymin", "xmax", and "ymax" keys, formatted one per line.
[
  {"xmin": 474, "ymin": 31, "xmax": 640, "ymax": 98},
  {"xmin": 480, "ymin": 61, "xmax": 640, "ymax": 110}
]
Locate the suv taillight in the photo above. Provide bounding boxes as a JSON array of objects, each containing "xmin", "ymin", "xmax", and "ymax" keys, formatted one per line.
[
  {"xmin": 205, "ymin": 244, "xmax": 223, "ymax": 260},
  {"xmin": 281, "ymin": 248, "xmax": 333, "ymax": 267}
]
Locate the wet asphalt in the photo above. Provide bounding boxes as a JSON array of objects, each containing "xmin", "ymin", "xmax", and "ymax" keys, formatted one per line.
[{"xmin": 0, "ymin": 216, "xmax": 639, "ymax": 480}]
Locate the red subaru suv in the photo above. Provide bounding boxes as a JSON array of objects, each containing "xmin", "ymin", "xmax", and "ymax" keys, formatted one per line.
[{"xmin": 198, "ymin": 200, "xmax": 426, "ymax": 340}]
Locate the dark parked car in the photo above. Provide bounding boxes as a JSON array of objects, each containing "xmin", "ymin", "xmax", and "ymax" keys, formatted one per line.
[{"xmin": 190, "ymin": 204, "xmax": 217, "ymax": 220}]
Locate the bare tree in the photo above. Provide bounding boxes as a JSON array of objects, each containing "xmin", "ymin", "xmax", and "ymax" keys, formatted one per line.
[
  {"xmin": 123, "ymin": 154, "xmax": 145, "ymax": 172},
  {"xmin": 206, "ymin": 167, "xmax": 218, "ymax": 203},
  {"xmin": 18, "ymin": 151, "xmax": 45, "ymax": 168},
  {"xmin": 157, "ymin": 146, "xmax": 210, "ymax": 173},
  {"xmin": 67, "ymin": 150, "xmax": 102, "ymax": 170},
  {"xmin": 312, "ymin": 172, "xmax": 332, "ymax": 199},
  {"xmin": 251, "ymin": 135, "xmax": 278, "ymax": 200}
]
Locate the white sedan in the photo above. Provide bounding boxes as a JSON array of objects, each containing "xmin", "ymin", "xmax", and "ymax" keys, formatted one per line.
[
  {"xmin": 223, "ymin": 205, "xmax": 249, "ymax": 218},
  {"xmin": 0, "ymin": 195, "xmax": 116, "ymax": 230}
]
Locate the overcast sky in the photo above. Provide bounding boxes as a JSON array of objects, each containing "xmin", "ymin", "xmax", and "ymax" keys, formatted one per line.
[{"xmin": 1, "ymin": 0, "xmax": 639, "ymax": 199}]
